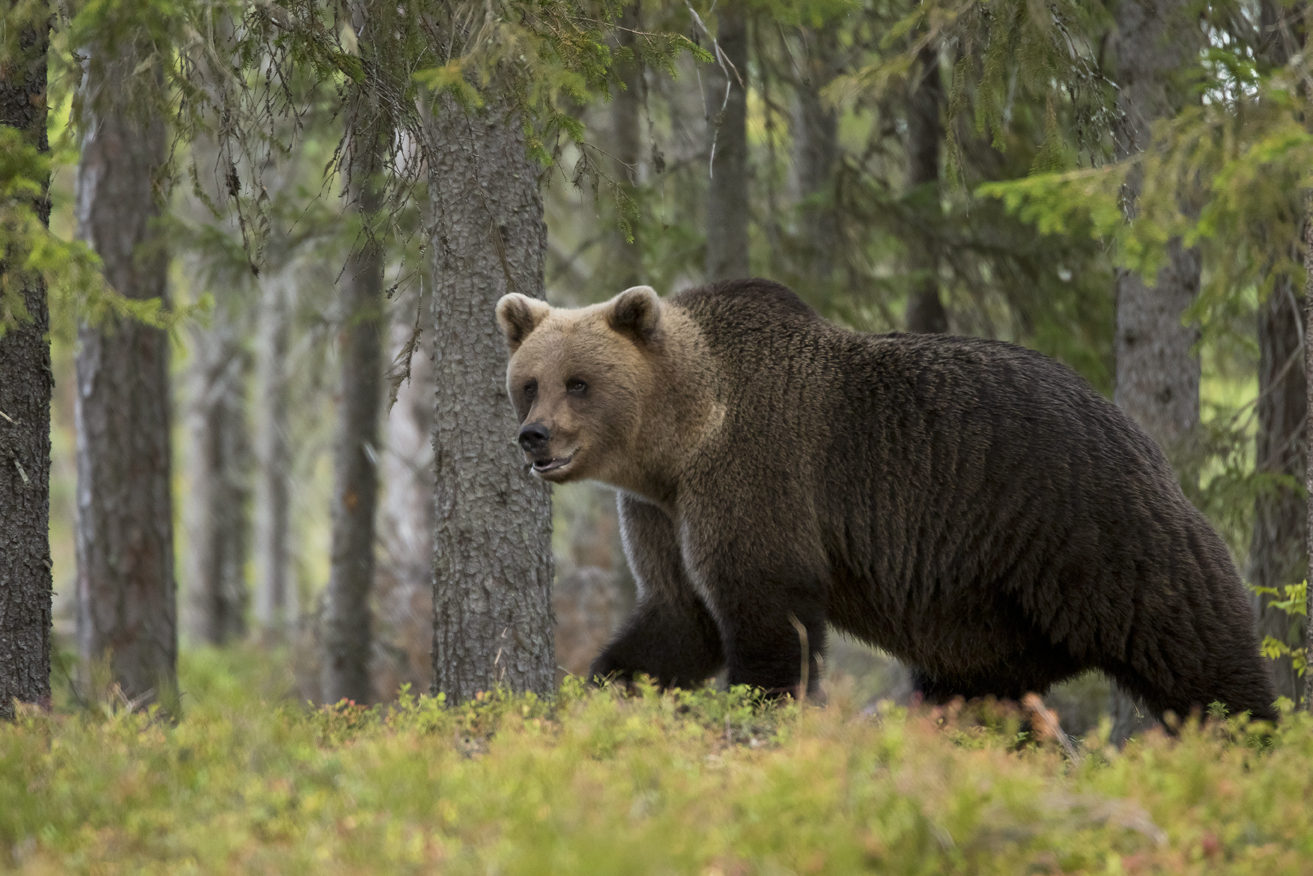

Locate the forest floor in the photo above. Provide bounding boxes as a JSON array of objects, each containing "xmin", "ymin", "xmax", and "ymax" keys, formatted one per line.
[{"xmin": 2, "ymin": 648, "xmax": 1311, "ymax": 875}]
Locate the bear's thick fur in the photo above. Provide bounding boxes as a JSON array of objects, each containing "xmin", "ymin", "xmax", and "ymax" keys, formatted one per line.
[{"xmin": 496, "ymin": 279, "xmax": 1277, "ymax": 723}]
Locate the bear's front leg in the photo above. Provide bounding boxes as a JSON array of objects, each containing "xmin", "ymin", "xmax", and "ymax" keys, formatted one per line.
[
  {"xmin": 589, "ymin": 595, "xmax": 723, "ymax": 688},
  {"xmin": 712, "ymin": 585, "xmax": 828, "ymax": 697},
  {"xmin": 589, "ymin": 494, "xmax": 724, "ymax": 688},
  {"xmin": 678, "ymin": 496, "xmax": 831, "ymax": 697}
]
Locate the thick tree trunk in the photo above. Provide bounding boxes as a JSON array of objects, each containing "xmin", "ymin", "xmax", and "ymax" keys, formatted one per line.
[
  {"xmin": 791, "ymin": 22, "xmax": 841, "ymax": 289},
  {"xmin": 185, "ymin": 312, "xmax": 251, "ymax": 646},
  {"xmin": 253, "ymin": 273, "xmax": 295, "ymax": 637},
  {"xmin": 73, "ymin": 52, "xmax": 177, "ymax": 707},
  {"xmin": 704, "ymin": 1, "xmax": 750, "ymax": 281},
  {"xmin": 1109, "ymin": 0, "xmax": 1203, "ymax": 740},
  {"xmin": 1250, "ymin": 277, "xmax": 1306, "ymax": 705},
  {"xmin": 905, "ymin": 41, "xmax": 947, "ymax": 334},
  {"xmin": 609, "ymin": 2, "xmax": 645, "ymax": 291},
  {"xmin": 427, "ymin": 94, "xmax": 555, "ymax": 702},
  {"xmin": 0, "ymin": 20, "xmax": 53, "ymax": 720},
  {"xmin": 321, "ymin": 102, "xmax": 387, "ymax": 706}
]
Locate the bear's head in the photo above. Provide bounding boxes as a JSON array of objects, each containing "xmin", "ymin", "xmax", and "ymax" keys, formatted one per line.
[{"xmin": 495, "ymin": 285, "xmax": 716, "ymax": 498}]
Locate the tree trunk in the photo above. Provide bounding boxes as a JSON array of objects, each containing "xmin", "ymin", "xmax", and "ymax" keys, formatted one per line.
[
  {"xmin": 0, "ymin": 19, "xmax": 53, "ymax": 720},
  {"xmin": 905, "ymin": 40, "xmax": 947, "ymax": 334},
  {"xmin": 427, "ymin": 94, "xmax": 555, "ymax": 702},
  {"xmin": 321, "ymin": 96, "xmax": 387, "ymax": 706},
  {"xmin": 1251, "ymin": 0, "xmax": 1309, "ymax": 712},
  {"xmin": 704, "ymin": 1, "xmax": 750, "ymax": 281},
  {"xmin": 792, "ymin": 22, "xmax": 841, "ymax": 290},
  {"xmin": 185, "ymin": 311, "xmax": 251, "ymax": 647},
  {"xmin": 253, "ymin": 272, "xmax": 295, "ymax": 638},
  {"xmin": 74, "ymin": 50, "xmax": 177, "ymax": 707},
  {"xmin": 1250, "ymin": 277, "xmax": 1306, "ymax": 706},
  {"xmin": 1304, "ymin": 190, "xmax": 1313, "ymax": 713},
  {"xmin": 609, "ymin": 1, "xmax": 645, "ymax": 291},
  {"xmin": 1108, "ymin": 0, "xmax": 1203, "ymax": 741}
]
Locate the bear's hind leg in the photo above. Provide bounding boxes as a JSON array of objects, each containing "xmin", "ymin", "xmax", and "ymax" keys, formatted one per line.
[
  {"xmin": 1106, "ymin": 653, "xmax": 1277, "ymax": 727},
  {"xmin": 1104, "ymin": 605, "xmax": 1278, "ymax": 726}
]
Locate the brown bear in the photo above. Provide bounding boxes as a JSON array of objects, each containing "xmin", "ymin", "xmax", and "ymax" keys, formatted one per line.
[{"xmin": 495, "ymin": 278, "xmax": 1277, "ymax": 723}]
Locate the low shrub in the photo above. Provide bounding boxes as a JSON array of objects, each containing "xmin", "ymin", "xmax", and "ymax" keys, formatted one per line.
[{"xmin": 3, "ymin": 649, "xmax": 1310, "ymax": 874}]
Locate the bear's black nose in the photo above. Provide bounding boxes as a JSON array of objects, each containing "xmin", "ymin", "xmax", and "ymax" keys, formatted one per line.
[{"xmin": 518, "ymin": 423, "xmax": 550, "ymax": 453}]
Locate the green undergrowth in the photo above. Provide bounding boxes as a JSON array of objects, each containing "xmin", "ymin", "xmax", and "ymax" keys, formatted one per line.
[{"xmin": 4, "ymin": 650, "xmax": 1313, "ymax": 875}]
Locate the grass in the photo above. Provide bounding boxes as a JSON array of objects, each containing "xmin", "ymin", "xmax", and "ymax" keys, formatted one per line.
[{"xmin": 3, "ymin": 648, "xmax": 1313, "ymax": 875}]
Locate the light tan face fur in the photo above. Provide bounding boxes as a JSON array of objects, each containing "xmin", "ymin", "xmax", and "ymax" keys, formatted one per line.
[{"xmin": 495, "ymin": 286, "xmax": 662, "ymax": 486}]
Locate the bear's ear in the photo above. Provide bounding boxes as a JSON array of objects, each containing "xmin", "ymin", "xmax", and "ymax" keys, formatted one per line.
[
  {"xmin": 496, "ymin": 293, "xmax": 552, "ymax": 353},
  {"xmin": 609, "ymin": 285, "xmax": 662, "ymax": 344}
]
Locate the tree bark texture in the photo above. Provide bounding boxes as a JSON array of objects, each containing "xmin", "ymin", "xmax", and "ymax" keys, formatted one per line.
[
  {"xmin": 1108, "ymin": 0, "xmax": 1203, "ymax": 740},
  {"xmin": 321, "ymin": 103, "xmax": 387, "ymax": 706},
  {"xmin": 608, "ymin": 1, "xmax": 645, "ymax": 292},
  {"xmin": 73, "ymin": 52, "xmax": 177, "ymax": 706},
  {"xmin": 1304, "ymin": 190, "xmax": 1313, "ymax": 713},
  {"xmin": 905, "ymin": 41, "xmax": 947, "ymax": 334},
  {"xmin": 1250, "ymin": 278, "xmax": 1306, "ymax": 705},
  {"xmin": 184, "ymin": 311, "xmax": 251, "ymax": 647},
  {"xmin": 791, "ymin": 22, "xmax": 841, "ymax": 289},
  {"xmin": 0, "ymin": 20, "xmax": 53, "ymax": 719},
  {"xmin": 1109, "ymin": 0, "xmax": 1204, "ymax": 466},
  {"xmin": 427, "ymin": 95, "xmax": 555, "ymax": 702},
  {"xmin": 703, "ymin": 1, "xmax": 750, "ymax": 281},
  {"xmin": 1252, "ymin": 0, "xmax": 1310, "ymax": 711},
  {"xmin": 253, "ymin": 272, "xmax": 295, "ymax": 637}
]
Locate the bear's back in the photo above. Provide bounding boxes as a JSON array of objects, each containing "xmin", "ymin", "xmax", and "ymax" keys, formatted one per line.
[{"xmin": 669, "ymin": 280, "xmax": 1158, "ymax": 486}]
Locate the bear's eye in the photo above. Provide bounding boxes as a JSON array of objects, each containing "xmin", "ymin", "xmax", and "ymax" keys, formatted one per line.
[
  {"xmin": 523, "ymin": 381, "xmax": 537, "ymax": 400},
  {"xmin": 566, "ymin": 378, "xmax": 588, "ymax": 396}
]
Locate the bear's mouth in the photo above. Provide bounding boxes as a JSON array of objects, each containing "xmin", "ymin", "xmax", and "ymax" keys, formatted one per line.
[{"xmin": 531, "ymin": 451, "xmax": 576, "ymax": 475}]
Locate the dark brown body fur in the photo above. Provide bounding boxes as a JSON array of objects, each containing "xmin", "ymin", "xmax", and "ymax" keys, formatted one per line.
[{"xmin": 501, "ymin": 279, "xmax": 1276, "ymax": 722}]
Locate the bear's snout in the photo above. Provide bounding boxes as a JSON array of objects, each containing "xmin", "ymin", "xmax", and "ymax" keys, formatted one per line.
[{"xmin": 518, "ymin": 422, "xmax": 551, "ymax": 454}]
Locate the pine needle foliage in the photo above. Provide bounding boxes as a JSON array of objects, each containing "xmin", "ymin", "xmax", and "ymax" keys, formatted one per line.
[
  {"xmin": 165, "ymin": 0, "xmax": 705, "ymax": 275},
  {"xmin": 830, "ymin": 0, "xmax": 1118, "ymax": 181},
  {"xmin": 787, "ymin": 0, "xmax": 1120, "ymax": 389},
  {"xmin": 977, "ymin": 17, "xmax": 1313, "ymax": 329},
  {"xmin": 0, "ymin": 0, "xmax": 187, "ymax": 338}
]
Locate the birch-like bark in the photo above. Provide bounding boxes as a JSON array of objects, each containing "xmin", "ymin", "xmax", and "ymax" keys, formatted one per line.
[
  {"xmin": 428, "ymin": 95, "xmax": 555, "ymax": 702},
  {"xmin": 704, "ymin": 1, "xmax": 750, "ymax": 281},
  {"xmin": 0, "ymin": 19, "xmax": 53, "ymax": 719},
  {"xmin": 74, "ymin": 51, "xmax": 177, "ymax": 705},
  {"xmin": 1109, "ymin": 0, "xmax": 1203, "ymax": 740}
]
